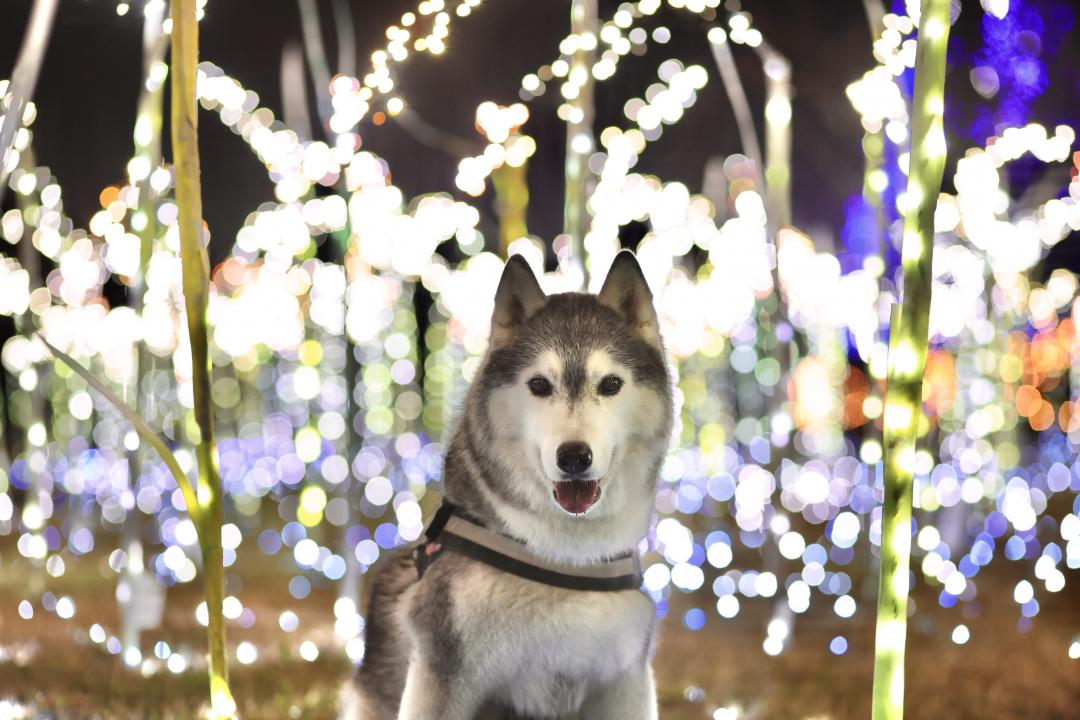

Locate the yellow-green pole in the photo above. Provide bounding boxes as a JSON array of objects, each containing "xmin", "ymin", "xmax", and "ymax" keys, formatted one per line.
[
  {"xmin": 169, "ymin": 0, "xmax": 234, "ymax": 716},
  {"xmin": 871, "ymin": 2, "xmax": 952, "ymax": 718},
  {"xmin": 492, "ymin": 162, "xmax": 529, "ymax": 256}
]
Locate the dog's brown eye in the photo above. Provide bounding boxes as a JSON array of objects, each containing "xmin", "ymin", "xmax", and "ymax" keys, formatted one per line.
[
  {"xmin": 527, "ymin": 376, "xmax": 553, "ymax": 397},
  {"xmin": 598, "ymin": 375, "xmax": 624, "ymax": 396}
]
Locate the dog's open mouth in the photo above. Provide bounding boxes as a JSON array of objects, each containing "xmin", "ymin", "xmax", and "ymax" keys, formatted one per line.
[{"xmin": 553, "ymin": 479, "xmax": 601, "ymax": 515}]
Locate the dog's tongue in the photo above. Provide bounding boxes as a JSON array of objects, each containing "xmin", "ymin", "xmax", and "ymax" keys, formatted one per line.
[{"xmin": 554, "ymin": 480, "xmax": 600, "ymax": 514}]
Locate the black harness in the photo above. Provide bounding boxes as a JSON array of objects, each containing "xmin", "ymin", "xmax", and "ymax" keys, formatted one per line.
[{"xmin": 414, "ymin": 503, "xmax": 643, "ymax": 593}]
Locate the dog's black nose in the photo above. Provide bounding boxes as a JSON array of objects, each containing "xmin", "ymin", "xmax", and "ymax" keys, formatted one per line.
[{"xmin": 556, "ymin": 442, "xmax": 592, "ymax": 475}]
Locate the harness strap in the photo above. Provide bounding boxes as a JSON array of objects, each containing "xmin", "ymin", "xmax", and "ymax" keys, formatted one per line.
[{"xmin": 414, "ymin": 503, "xmax": 643, "ymax": 593}]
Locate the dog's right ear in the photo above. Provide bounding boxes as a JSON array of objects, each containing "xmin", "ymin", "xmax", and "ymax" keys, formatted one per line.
[
  {"xmin": 490, "ymin": 254, "xmax": 546, "ymax": 349},
  {"xmin": 597, "ymin": 250, "xmax": 662, "ymax": 348}
]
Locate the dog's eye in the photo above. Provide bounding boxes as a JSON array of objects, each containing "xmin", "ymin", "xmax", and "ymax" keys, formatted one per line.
[
  {"xmin": 598, "ymin": 375, "xmax": 624, "ymax": 396},
  {"xmin": 527, "ymin": 376, "xmax": 554, "ymax": 397}
]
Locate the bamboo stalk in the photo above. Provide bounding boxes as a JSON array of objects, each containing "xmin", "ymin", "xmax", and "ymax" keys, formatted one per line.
[
  {"xmin": 297, "ymin": 0, "xmax": 332, "ymax": 132},
  {"xmin": 39, "ymin": 338, "xmax": 200, "ymax": 519},
  {"xmin": 14, "ymin": 161, "xmax": 47, "ymax": 573},
  {"xmin": 331, "ymin": 0, "xmax": 357, "ymax": 77},
  {"xmin": 706, "ymin": 32, "xmax": 765, "ymax": 193},
  {"xmin": 563, "ymin": 0, "xmax": 597, "ymax": 285},
  {"xmin": 281, "ymin": 42, "xmax": 315, "ymax": 142},
  {"xmin": 121, "ymin": 0, "xmax": 170, "ymax": 661},
  {"xmin": 871, "ymin": 2, "xmax": 952, "ymax": 718},
  {"xmin": 759, "ymin": 46, "xmax": 792, "ymax": 229},
  {"xmin": 0, "ymin": 0, "xmax": 58, "ymax": 207},
  {"xmin": 169, "ymin": 0, "xmax": 234, "ymax": 716}
]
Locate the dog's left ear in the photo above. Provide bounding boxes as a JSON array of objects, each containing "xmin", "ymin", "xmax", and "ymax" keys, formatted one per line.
[
  {"xmin": 597, "ymin": 251, "xmax": 661, "ymax": 347},
  {"xmin": 490, "ymin": 254, "xmax": 546, "ymax": 349}
]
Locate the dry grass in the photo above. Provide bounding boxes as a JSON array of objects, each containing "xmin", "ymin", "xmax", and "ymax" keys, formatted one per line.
[{"xmin": 1, "ymin": 540, "xmax": 1077, "ymax": 719}]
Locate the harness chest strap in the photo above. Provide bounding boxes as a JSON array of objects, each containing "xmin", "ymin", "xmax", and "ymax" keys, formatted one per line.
[{"xmin": 414, "ymin": 503, "xmax": 643, "ymax": 593}]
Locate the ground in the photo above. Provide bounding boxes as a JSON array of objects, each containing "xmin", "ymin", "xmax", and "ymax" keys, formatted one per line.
[{"xmin": 1, "ymin": 539, "xmax": 1077, "ymax": 719}]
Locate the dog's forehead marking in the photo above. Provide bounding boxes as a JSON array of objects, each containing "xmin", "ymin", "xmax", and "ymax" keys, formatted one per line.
[
  {"xmin": 586, "ymin": 349, "xmax": 619, "ymax": 379},
  {"xmin": 534, "ymin": 350, "xmax": 562, "ymax": 379},
  {"xmin": 560, "ymin": 351, "xmax": 588, "ymax": 402}
]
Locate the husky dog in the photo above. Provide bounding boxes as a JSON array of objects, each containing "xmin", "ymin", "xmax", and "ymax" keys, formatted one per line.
[{"xmin": 343, "ymin": 251, "xmax": 674, "ymax": 720}]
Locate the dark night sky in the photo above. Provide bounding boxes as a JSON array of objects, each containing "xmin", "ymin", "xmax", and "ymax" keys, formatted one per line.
[{"xmin": 2, "ymin": 0, "xmax": 1078, "ymax": 268}]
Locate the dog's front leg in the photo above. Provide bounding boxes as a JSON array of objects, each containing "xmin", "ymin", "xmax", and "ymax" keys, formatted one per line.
[
  {"xmin": 397, "ymin": 655, "xmax": 480, "ymax": 720},
  {"xmin": 577, "ymin": 662, "xmax": 659, "ymax": 720}
]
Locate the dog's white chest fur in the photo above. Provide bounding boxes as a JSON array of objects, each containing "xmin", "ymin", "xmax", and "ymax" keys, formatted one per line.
[{"xmin": 448, "ymin": 561, "xmax": 655, "ymax": 717}]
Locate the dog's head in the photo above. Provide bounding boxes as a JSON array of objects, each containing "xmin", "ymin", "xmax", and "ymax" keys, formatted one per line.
[{"xmin": 463, "ymin": 251, "xmax": 673, "ymax": 555}]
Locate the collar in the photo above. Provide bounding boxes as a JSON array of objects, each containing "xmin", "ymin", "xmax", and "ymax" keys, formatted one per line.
[{"xmin": 414, "ymin": 502, "xmax": 643, "ymax": 593}]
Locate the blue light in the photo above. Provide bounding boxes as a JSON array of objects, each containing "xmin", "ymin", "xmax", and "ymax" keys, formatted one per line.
[
  {"xmin": 655, "ymin": 599, "xmax": 669, "ymax": 620},
  {"xmin": 323, "ymin": 555, "xmax": 347, "ymax": 580},
  {"xmin": 713, "ymin": 576, "xmax": 736, "ymax": 597},
  {"xmin": 828, "ymin": 572, "xmax": 853, "ymax": 595},
  {"xmin": 1047, "ymin": 463, "xmax": 1071, "ymax": 492},
  {"xmin": 68, "ymin": 527, "xmax": 95, "ymax": 555},
  {"xmin": 684, "ymin": 608, "xmax": 707, "ymax": 631},
  {"xmin": 346, "ymin": 524, "xmax": 371, "ymax": 548},
  {"xmin": 288, "ymin": 575, "xmax": 311, "ymax": 600},
  {"xmin": 969, "ymin": 0, "xmax": 1074, "ymax": 142},
  {"xmin": 689, "ymin": 543, "xmax": 706, "ymax": 567},
  {"xmin": 675, "ymin": 484, "xmax": 705, "ymax": 514},
  {"xmin": 258, "ymin": 529, "xmax": 282, "ymax": 555},
  {"xmin": 830, "ymin": 546, "xmax": 856, "ymax": 566},
  {"xmin": 849, "ymin": 486, "xmax": 876, "ymax": 514},
  {"xmin": 748, "ymin": 438, "xmax": 770, "ymax": 465},
  {"xmin": 740, "ymin": 530, "xmax": 766, "ymax": 549},
  {"xmin": 985, "ymin": 511, "xmax": 1009, "ymax": 537},
  {"xmin": 971, "ymin": 536, "xmax": 995, "ymax": 566},
  {"xmin": 44, "ymin": 527, "xmax": 62, "ymax": 551},
  {"xmin": 803, "ymin": 543, "xmax": 828, "ymax": 566},
  {"xmin": 705, "ymin": 530, "xmax": 732, "ymax": 549},
  {"xmin": 374, "ymin": 522, "xmax": 400, "ymax": 549},
  {"xmin": 839, "ymin": 195, "xmax": 878, "ymax": 274},
  {"xmin": 281, "ymin": 521, "xmax": 307, "ymax": 547},
  {"xmin": 1005, "ymin": 535, "xmax": 1027, "ymax": 561},
  {"xmin": 9, "ymin": 460, "xmax": 28, "ymax": 490},
  {"xmin": 707, "ymin": 474, "xmax": 736, "ymax": 502},
  {"xmin": 829, "ymin": 636, "xmax": 848, "ymax": 655}
]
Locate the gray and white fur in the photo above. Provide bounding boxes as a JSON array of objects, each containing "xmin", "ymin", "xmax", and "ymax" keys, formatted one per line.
[{"xmin": 342, "ymin": 251, "xmax": 674, "ymax": 720}]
